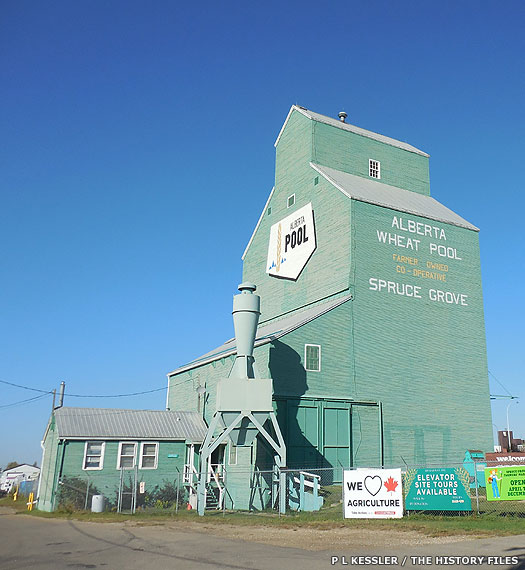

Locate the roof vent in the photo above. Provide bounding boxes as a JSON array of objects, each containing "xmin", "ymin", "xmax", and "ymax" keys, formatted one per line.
[{"xmin": 338, "ymin": 111, "xmax": 347, "ymax": 123}]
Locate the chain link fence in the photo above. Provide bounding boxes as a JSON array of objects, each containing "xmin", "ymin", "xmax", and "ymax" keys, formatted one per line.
[
  {"xmin": 56, "ymin": 470, "xmax": 189, "ymax": 513},
  {"xmin": 51, "ymin": 461, "xmax": 525, "ymax": 517}
]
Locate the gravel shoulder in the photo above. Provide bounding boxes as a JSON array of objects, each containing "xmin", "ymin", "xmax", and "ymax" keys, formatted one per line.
[{"xmin": 132, "ymin": 519, "xmax": 480, "ymax": 551}]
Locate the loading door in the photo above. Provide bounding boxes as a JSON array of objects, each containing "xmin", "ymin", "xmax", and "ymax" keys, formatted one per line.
[
  {"xmin": 279, "ymin": 398, "xmax": 352, "ymax": 475},
  {"xmin": 323, "ymin": 402, "xmax": 351, "ymax": 472},
  {"xmin": 286, "ymin": 400, "xmax": 319, "ymax": 468}
]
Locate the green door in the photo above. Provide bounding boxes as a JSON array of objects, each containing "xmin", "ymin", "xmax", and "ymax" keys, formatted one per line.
[
  {"xmin": 323, "ymin": 402, "xmax": 351, "ymax": 472},
  {"xmin": 286, "ymin": 400, "xmax": 319, "ymax": 468}
]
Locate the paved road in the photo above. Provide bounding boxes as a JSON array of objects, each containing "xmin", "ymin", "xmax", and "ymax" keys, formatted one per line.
[{"xmin": 1, "ymin": 511, "xmax": 524, "ymax": 570}]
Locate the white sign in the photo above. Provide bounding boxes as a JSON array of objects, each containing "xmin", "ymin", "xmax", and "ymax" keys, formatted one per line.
[
  {"xmin": 266, "ymin": 203, "xmax": 316, "ymax": 280},
  {"xmin": 344, "ymin": 468, "xmax": 403, "ymax": 518},
  {"xmin": 139, "ymin": 481, "xmax": 145, "ymax": 494}
]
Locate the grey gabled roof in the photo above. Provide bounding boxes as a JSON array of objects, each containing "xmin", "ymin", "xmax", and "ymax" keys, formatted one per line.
[
  {"xmin": 53, "ymin": 407, "xmax": 207, "ymax": 443},
  {"xmin": 312, "ymin": 163, "xmax": 479, "ymax": 232},
  {"xmin": 168, "ymin": 294, "xmax": 352, "ymax": 376},
  {"xmin": 275, "ymin": 105, "xmax": 429, "ymax": 157}
]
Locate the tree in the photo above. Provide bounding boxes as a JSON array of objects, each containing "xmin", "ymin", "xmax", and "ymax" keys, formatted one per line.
[{"xmin": 5, "ymin": 461, "xmax": 19, "ymax": 471}]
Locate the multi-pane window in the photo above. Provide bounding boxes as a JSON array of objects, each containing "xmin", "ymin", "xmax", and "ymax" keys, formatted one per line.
[
  {"xmin": 118, "ymin": 442, "xmax": 137, "ymax": 469},
  {"xmin": 305, "ymin": 344, "xmax": 321, "ymax": 372},
  {"xmin": 369, "ymin": 159, "xmax": 381, "ymax": 179},
  {"xmin": 287, "ymin": 193, "xmax": 295, "ymax": 208},
  {"xmin": 140, "ymin": 442, "xmax": 159, "ymax": 469},
  {"xmin": 83, "ymin": 441, "xmax": 105, "ymax": 470}
]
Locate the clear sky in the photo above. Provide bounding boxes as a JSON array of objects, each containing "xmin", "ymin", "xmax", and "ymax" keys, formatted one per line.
[{"xmin": 1, "ymin": 1, "xmax": 524, "ymax": 468}]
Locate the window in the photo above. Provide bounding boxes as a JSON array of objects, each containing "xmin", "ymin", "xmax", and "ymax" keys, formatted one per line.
[
  {"xmin": 117, "ymin": 442, "xmax": 137, "ymax": 469},
  {"xmin": 287, "ymin": 193, "xmax": 295, "ymax": 208},
  {"xmin": 369, "ymin": 159, "xmax": 380, "ymax": 179},
  {"xmin": 229, "ymin": 445, "xmax": 238, "ymax": 466},
  {"xmin": 314, "ymin": 176, "xmax": 319, "ymax": 186},
  {"xmin": 83, "ymin": 441, "xmax": 105, "ymax": 470},
  {"xmin": 267, "ymin": 206, "xmax": 272, "ymax": 216},
  {"xmin": 140, "ymin": 442, "xmax": 159, "ymax": 469},
  {"xmin": 305, "ymin": 344, "xmax": 321, "ymax": 372}
]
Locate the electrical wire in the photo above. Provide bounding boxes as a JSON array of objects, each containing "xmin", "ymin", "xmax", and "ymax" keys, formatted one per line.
[
  {"xmin": 0, "ymin": 379, "xmax": 53, "ymax": 394},
  {"xmin": 0, "ymin": 378, "xmax": 168, "ymax": 399},
  {"xmin": 488, "ymin": 370, "xmax": 514, "ymax": 397},
  {"xmin": 66, "ymin": 386, "xmax": 167, "ymax": 398},
  {"xmin": 0, "ymin": 393, "xmax": 50, "ymax": 410}
]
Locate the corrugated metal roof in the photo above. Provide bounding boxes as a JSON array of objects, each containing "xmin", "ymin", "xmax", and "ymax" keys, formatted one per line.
[
  {"xmin": 275, "ymin": 105, "xmax": 429, "ymax": 157},
  {"xmin": 312, "ymin": 163, "xmax": 479, "ymax": 231},
  {"xmin": 54, "ymin": 407, "xmax": 207, "ymax": 442},
  {"xmin": 168, "ymin": 295, "xmax": 352, "ymax": 376}
]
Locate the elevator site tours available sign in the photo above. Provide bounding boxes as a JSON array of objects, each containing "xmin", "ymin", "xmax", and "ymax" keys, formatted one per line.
[
  {"xmin": 267, "ymin": 203, "xmax": 316, "ymax": 280},
  {"xmin": 344, "ymin": 468, "xmax": 403, "ymax": 518},
  {"xmin": 485, "ymin": 466, "xmax": 525, "ymax": 501},
  {"xmin": 403, "ymin": 468, "xmax": 472, "ymax": 511}
]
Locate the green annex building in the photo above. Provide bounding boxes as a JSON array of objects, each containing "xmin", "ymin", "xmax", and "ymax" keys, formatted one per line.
[
  {"xmin": 38, "ymin": 407, "xmax": 206, "ymax": 511},
  {"xmin": 167, "ymin": 105, "xmax": 493, "ymax": 507}
]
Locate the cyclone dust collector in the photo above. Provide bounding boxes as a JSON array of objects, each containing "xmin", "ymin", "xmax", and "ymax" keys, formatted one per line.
[{"xmin": 197, "ymin": 283, "xmax": 287, "ymax": 515}]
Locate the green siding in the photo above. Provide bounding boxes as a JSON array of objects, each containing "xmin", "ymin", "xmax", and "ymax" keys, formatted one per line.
[
  {"xmin": 57, "ymin": 439, "xmax": 186, "ymax": 504},
  {"xmin": 38, "ymin": 418, "xmax": 59, "ymax": 511},
  {"xmin": 312, "ymin": 121, "xmax": 430, "ymax": 196},
  {"xmin": 243, "ymin": 172, "xmax": 351, "ymax": 323},
  {"xmin": 351, "ymin": 200, "xmax": 492, "ymax": 465},
  {"xmin": 244, "ymin": 109, "xmax": 352, "ymax": 323},
  {"xmin": 38, "ymin": 430, "xmax": 188, "ymax": 511}
]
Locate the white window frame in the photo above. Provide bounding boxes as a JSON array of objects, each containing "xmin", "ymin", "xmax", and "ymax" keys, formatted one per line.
[
  {"xmin": 139, "ymin": 442, "xmax": 159, "ymax": 470},
  {"xmin": 117, "ymin": 441, "xmax": 137, "ymax": 470},
  {"xmin": 369, "ymin": 159, "xmax": 381, "ymax": 179},
  {"xmin": 82, "ymin": 441, "xmax": 105, "ymax": 471},
  {"xmin": 304, "ymin": 344, "xmax": 321, "ymax": 372},
  {"xmin": 287, "ymin": 193, "xmax": 295, "ymax": 208}
]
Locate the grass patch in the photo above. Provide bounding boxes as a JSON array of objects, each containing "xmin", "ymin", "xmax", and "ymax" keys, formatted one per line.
[{"xmin": 2, "ymin": 496, "xmax": 524, "ymax": 537}]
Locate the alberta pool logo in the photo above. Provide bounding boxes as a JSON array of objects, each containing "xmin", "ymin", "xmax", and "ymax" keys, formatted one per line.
[{"xmin": 266, "ymin": 203, "xmax": 316, "ymax": 280}]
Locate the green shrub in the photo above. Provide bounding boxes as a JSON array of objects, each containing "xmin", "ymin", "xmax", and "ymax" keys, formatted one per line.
[
  {"xmin": 143, "ymin": 480, "xmax": 185, "ymax": 509},
  {"xmin": 57, "ymin": 477, "xmax": 101, "ymax": 511}
]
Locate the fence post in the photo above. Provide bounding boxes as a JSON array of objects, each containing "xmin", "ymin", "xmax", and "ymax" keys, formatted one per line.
[
  {"xmin": 473, "ymin": 463, "xmax": 480, "ymax": 515},
  {"xmin": 84, "ymin": 477, "xmax": 91, "ymax": 510},
  {"xmin": 132, "ymin": 464, "xmax": 138, "ymax": 514},
  {"xmin": 117, "ymin": 468, "xmax": 123, "ymax": 513},
  {"xmin": 341, "ymin": 467, "xmax": 345, "ymax": 520},
  {"xmin": 175, "ymin": 471, "xmax": 180, "ymax": 515}
]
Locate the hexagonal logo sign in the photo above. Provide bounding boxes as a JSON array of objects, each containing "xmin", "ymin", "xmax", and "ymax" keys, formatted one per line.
[{"xmin": 266, "ymin": 203, "xmax": 316, "ymax": 280}]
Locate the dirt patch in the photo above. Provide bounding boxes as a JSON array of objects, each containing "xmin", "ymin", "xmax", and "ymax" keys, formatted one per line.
[{"xmin": 148, "ymin": 520, "xmax": 478, "ymax": 551}]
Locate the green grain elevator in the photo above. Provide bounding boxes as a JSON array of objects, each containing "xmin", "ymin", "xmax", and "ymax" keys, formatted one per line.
[{"xmin": 167, "ymin": 105, "xmax": 493, "ymax": 509}]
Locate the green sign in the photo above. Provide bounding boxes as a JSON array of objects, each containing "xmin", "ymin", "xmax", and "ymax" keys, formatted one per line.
[
  {"xmin": 485, "ymin": 466, "xmax": 525, "ymax": 501},
  {"xmin": 403, "ymin": 468, "xmax": 472, "ymax": 511}
]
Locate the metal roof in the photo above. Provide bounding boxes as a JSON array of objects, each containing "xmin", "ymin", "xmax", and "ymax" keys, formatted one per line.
[
  {"xmin": 53, "ymin": 407, "xmax": 207, "ymax": 442},
  {"xmin": 168, "ymin": 294, "xmax": 352, "ymax": 376},
  {"xmin": 311, "ymin": 163, "xmax": 479, "ymax": 231},
  {"xmin": 275, "ymin": 105, "xmax": 429, "ymax": 157}
]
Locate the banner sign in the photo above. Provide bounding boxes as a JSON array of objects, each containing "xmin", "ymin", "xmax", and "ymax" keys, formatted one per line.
[
  {"xmin": 344, "ymin": 468, "xmax": 403, "ymax": 518},
  {"xmin": 403, "ymin": 468, "xmax": 472, "ymax": 511},
  {"xmin": 485, "ymin": 466, "xmax": 525, "ymax": 501},
  {"xmin": 266, "ymin": 203, "xmax": 316, "ymax": 280}
]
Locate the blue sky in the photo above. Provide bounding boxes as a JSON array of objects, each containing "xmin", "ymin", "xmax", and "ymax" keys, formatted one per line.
[{"xmin": 1, "ymin": 1, "xmax": 524, "ymax": 468}]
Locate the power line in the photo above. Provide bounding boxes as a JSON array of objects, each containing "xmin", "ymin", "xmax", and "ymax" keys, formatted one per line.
[
  {"xmin": 0, "ymin": 393, "xmax": 50, "ymax": 410},
  {"xmin": 66, "ymin": 386, "xmax": 167, "ymax": 398},
  {"xmin": 488, "ymin": 370, "xmax": 514, "ymax": 397},
  {"xmin": 0, "ymin": 378, "xmax": 168, "ymax": 399},
  {"xmin": 0, "ymin": 379, "xmax": 53, "ymax": 394}
]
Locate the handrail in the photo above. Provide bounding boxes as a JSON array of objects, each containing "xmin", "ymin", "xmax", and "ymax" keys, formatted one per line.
[{"xmin": 293, "ymin": 470, "xmax": 321, "ymax": 489}]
